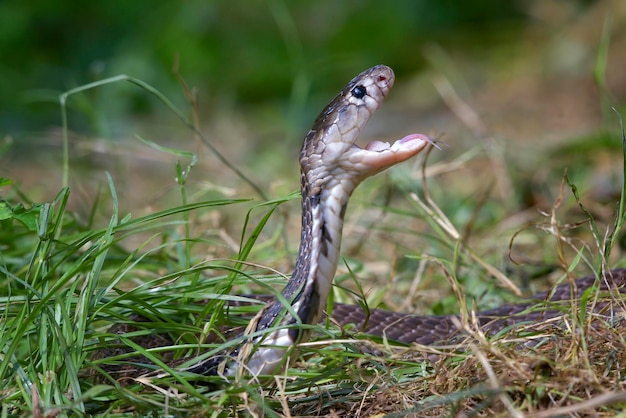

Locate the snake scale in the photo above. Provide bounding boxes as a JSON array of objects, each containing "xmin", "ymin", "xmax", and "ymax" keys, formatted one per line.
[{"xmin": 98, "ymin": 65, "xmax": 626, "ymax": 382}]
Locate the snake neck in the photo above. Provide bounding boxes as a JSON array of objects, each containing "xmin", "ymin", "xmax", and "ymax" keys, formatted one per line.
[
  {"xmin": 235, "ymin": 175, "xmax": 354, "ymax": 377},
  {"xmin": 254, "ymin": 174, "xmax": 355, "ymax": 336},
  {"xmin": 288, "ymin": 176, "xmax": 354, "ymax": 326}
]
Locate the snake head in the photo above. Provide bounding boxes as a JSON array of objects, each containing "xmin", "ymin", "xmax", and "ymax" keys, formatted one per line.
[{"xmin": 301, "ymin": 65, "xmax": 434, "ymax": 190}]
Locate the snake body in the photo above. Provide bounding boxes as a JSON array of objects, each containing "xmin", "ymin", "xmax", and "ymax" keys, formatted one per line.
[
  {"xmin": 180, "ymin": 65, "xmax": 432, "ymax": 379},
  {"xmin": 238, "ymin": 65, "xmax": 433, "ymax": 377},
  {"xmin": 99, "ymin": 65, "xmax": 626, "ymax": 382}
]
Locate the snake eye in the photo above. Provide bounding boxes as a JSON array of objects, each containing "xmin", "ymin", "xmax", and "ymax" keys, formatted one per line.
[{"xmin": 351, "ymin": 85, "xmax": 367, "ymax": 99}]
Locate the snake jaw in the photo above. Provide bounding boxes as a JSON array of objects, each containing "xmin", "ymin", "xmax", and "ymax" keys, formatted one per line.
[
  {"xmin": 346, "ymin": 133, "xmax": 433, "ymax": 173},
  {"xmin": 304, "ymin": 65, "xmax": 430, "ymax": 177}
]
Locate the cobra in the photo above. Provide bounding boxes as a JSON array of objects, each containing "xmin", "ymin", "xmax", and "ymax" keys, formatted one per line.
[
  {"xmin": 180, "ymin": 65, "xmax": 432, "ymax": 379},
  {"xmin": 178, "ymin": 65, "xmax": 625, "ymax": 381},
  {"xmin": 237, "ymin": 65, "xmax": 432, "ymax": 377}
]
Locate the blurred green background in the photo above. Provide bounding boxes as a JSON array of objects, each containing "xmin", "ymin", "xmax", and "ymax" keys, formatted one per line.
[{"xmin": 1, "ymin": 0, "xmax": 526, "ymax": 131}]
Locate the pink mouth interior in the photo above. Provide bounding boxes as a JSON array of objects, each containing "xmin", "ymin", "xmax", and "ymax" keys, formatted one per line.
[{"xmin": 364, "ymin": 133, "xmax": 437, "ymax": 151}]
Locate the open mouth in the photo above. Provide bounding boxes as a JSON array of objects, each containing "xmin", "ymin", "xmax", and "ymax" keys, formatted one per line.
[{"xmin": 362, "ymin": 133, "xmax": 438, "ymax": 152}]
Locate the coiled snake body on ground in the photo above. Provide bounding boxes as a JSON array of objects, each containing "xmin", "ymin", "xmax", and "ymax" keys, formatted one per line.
[{"xmin": 99, "ymin": 65, "xmax": 626, "ymax": 382}]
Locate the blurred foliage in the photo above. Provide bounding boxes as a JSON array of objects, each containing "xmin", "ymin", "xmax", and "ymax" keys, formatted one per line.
[{"xmin": 0, "ymin": 0, "xmax": 540, "ymax": 136}]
